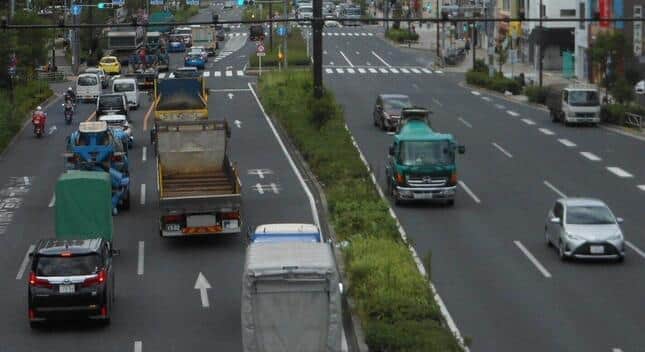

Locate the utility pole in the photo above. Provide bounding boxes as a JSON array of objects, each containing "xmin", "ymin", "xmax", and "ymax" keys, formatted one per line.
[
  {"xmin": 283, "ymin": 0, "xmax": 288, "ymax": 68},
  {"xmin": 89, "ymin": 0, "xmax": 95, "ymax": 64},
  {"xmin": 472, "ymin": 21, "xmax": 476, "ymax": 69},
  {"xmin": 72, "ymin": 6, "xmax": 80, "ymax": 75},
  {"xmin": 312, "ymin": 0, "xmax": 323, "ymax": 97},
  {"xmin": 269, "ymin": 2, "xmax": 273, "ymax": 50},
  {"xmin": 538, "ymin": 0, "xmax": 543, "ymax": 87},
  {"xmin": 10, "ymin": 0, "xmax": 15, "ymax": 20},
  {"xmin": 435, "ymin": 0, "xmax": 439, "ymax": 60}
]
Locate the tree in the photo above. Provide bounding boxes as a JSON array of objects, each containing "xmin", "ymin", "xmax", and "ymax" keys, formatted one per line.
[{"xmin": 591, "ymin": 31, "xmax": 631, "ymax": 95}]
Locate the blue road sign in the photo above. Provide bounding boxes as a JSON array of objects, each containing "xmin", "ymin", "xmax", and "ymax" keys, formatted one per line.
[
  {"xmin": 186, "ymin": 0, "xmax": 199, "ymax": 5},
  {"xmin": 277, "ymin": 26, "xmax": 287, "ymax": 37},
  {"xmin": 71, "ymin": 4, "xmax": 81, "ymax": 15},
  {"xmin": 150, "ymin": 0, "xmax": 164, "ymax": 5},
  {"xmin": 112, "ymin": 0, "xmax": 125, "ymax": 5}
]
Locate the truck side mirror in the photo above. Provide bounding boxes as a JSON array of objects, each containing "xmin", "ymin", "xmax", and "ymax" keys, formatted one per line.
[
  {"xmin": 458, "ymin": 145, "xmax": 465, "ymax": 154},
  {"xmin": 388, "ymin": 145, "xmax": 394, "ymax": 156}
]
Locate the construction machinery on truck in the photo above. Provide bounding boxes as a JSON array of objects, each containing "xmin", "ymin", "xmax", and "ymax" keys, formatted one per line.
[{"xmin": 155, "ymin": 120, "xmax": 242, "ymax": 237}]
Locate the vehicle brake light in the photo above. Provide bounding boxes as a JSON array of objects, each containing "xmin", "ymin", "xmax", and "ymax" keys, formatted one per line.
[
  {"xmin": 396, "ymin": 173, "xmax": 405, "ymax": 185},
  {"xmin": 82, "ymin": 269, "xmax": 107, "ymax": 287},
  {"xmin": 100, "ymin": 306, "xmax": 108, "ymax": 317},
  {"xmin": 222, "ymin": 211, "xmax": 240, "ymax": 220},
  {"xmin": 164, "ymin": 214, "xmax": 185, "ymax": 223},
  {"xmin": 29, "ymin": 272, "xmax": 52, "ymax": 288},
  {"xmin": 111, "ymin": 155, "xmax": 123, "ymax": 162},
  {"xmin": 450, "ymin": 173, "xmax": 458, "ymax": 186},
  {"xmin": 60, "ymin": 252, "xmax": 72, "ymax": 257}
]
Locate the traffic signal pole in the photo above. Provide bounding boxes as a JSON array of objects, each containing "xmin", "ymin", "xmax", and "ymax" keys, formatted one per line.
[
  {"xmin": 283, "ymin": 0, "xmax": 288, "ymax": 68},
  {"xmin": 312, "ymin": 0, "xmax": 323, "ymax": 97}
]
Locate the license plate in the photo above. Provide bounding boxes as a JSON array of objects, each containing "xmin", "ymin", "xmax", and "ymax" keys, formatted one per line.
[
  {"xmin": 222, "ymin": 219, "xmax": 239, "ymax": 229},
  {"xmin": 59, "ymin": 284, "xmax": 75, "ymax": 294},
  {"xmin": 165, "ymin": 224, "xmax": 181, "ymax": 232},
  {"xmin": 590, "ymin": 245, "xmax": 605, "ymax": 254},
  {"xmin": 414, "ymin": 193, "xmax": 433, "ymax": 200}
]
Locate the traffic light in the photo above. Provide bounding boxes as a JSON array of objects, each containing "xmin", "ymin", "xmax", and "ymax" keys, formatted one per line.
[
  {"xmin": 278, "ymin": 50, "xmax": 284, "ymax": 61},
  {"xmin": 97, "ymin": 2, "xmax": 113, "ymax": 9}
]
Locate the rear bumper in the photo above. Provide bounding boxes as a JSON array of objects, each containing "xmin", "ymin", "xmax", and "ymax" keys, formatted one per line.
[
  {"xmin": 161, "ymin": 226, "xmax": 241, "ymax": 237},
  {"xmin": 30, "ymin": 303, "xmax": 105, "ymax": 321},
  {"xmin": 396, "ymin": 185, "xmax": 456, "ymax": 200},
  {"xmin": 564, "ymin": 116, "xmax": 600, "ymax": 124}
]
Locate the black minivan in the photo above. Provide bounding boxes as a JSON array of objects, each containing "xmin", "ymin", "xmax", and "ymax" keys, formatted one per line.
[
  {"xmin": 96, "ymin": 93, "xmax": 129, "ymax": 121},
  {"xmin": 27, "ymin": 239, "xmax": 115, "ymax": 327}
]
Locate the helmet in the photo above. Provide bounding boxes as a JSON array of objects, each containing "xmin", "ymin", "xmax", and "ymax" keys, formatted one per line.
[
  {"xmin": 36, "ymin": 106, "xmax": 42, "ymax": 111},
  {"xmin": 68, "ymin": 87, "xmax": 73, "ymax": 91}
]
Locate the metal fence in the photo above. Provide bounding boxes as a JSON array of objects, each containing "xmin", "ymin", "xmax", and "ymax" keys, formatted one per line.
[{"xmin": 625, "ymin": 112, "xmax": 643, "ymax": 131}]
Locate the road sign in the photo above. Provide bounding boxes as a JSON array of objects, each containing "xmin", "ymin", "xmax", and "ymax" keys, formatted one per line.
[
  {"xmin": 112, "ymin": 0, "xmax": 125, "ymax": 5},
  {"xmin": 257, "ymin": 44, "xmax": 265, "ymax": 53},
  {"xmin": 277, "ymin": 26, "xmax": 287, "ymax": 37},
  {"xmin": 186, "ymin": 0, "xmax": 199, "ymax": 5},
  {"xmin": 71, "ymin": 4, "xmax": 81, "ymax": 15},
  {"xmin": 150, "ymin": 0, "xmax": 164, "ymax": 4}
]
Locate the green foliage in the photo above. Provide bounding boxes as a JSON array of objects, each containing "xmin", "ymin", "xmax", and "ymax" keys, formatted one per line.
[
  {"xmin": 173, "ymin": 5, "xmax": 200, "ymax": 22},
  {"xmin": 0, "ymin": 80, "xmax": 53, "ymax": 152},
  {"xmin": 590, "ymin": 31, "xmax": 630, "ymax": 90},
  {"xmin": 249, "ymin": 27, "xmax": 310, "ymax": 67},
  {"xmin": 466, "ymin": 69, "xmax": 521, "ymax": 95},
  {"xmin": 601, "ymin": 103, "xmax": 645, "ymax": 125},
  {"xmin": 258, "ymin": 72, "xmax": 463, "ymax": 351},
  {"xmin": 473, "ymin": 59, "xmax": 488, "ymax": 73},
  {"xmin": 524, "ymin": 85, "xmax": 549, "ymax": 104},
  {"xmin": 624, "ymin": 66, "xmax": 643, "ymax": 86},
  {"xmin": 385, "ymin": 28, "xmax": 420, "ymax": 43},
  {"xmin": 610, "ymin": 78, "xmax": 635, "ymax": 104}
]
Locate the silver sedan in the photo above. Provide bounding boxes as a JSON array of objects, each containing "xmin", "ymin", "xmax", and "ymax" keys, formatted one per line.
[{"xmin": 545, "ymin": 198, "xmax": 625, "ymax": 262}]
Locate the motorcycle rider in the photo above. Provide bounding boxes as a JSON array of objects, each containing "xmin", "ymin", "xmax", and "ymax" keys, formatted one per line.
[
  {"xmin": 32, "ymin": 106, "xmax": 47, "ymax": 135},
  {"xmin": 64, "ymin": 87, "xmax": 76, "ymax": 104}
]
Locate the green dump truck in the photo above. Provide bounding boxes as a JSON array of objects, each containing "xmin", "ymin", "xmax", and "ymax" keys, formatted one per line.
[
  {"xmin": 385, "ymin": 108, "xmax": 465, "ymax": 206},
  {"xmin": 55, "ymin": 170, "xmax": 113, "ymax": 242}
]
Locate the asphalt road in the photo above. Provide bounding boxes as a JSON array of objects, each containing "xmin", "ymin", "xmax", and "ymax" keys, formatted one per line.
[
  {"xmin": 0, "ymin": 6, "xmax": 317, "ymax": 352},
  {"xmin": 323, "ymin": 23, "xmax": 645, "ymax": 352}
]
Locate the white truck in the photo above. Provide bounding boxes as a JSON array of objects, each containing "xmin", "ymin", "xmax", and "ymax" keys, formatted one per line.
[
  {"xmin": 546, "ymin": 84, "xmax": 601, "ymax": 126},
  {"xmin": 241, "ymin": 242, "xmax": 342, "ymax": 352},
  {"xmin": 191, "ymin": 25, "xmax": 217, "ymax": 56}
]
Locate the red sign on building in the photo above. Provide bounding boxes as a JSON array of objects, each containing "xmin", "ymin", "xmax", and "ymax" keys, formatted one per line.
[{"xmin": 599, "ymin": 0, "xmax": 612, "ymax": 28}]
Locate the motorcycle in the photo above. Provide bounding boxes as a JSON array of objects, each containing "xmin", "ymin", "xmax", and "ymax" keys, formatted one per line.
[
  {"xmin": 63, "ymin": 102, "xmax": 74, "ymax": 125},
  {"xmin": 32, "ymin": 113, "xmax": 46, "ymax": 138},
  {"xmin": 64, "ymin": 93, "xmax": 76, "ymax": 105}
]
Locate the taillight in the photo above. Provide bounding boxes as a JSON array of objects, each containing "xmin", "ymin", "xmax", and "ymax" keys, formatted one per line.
[
  {"xmin": 29, "ymin": 272, "xmax": 52, "ymax": 288},
  {"xmin": 66, "ymin": 155, "xmax": 78, "ymax": 163},
  {"xmin": 163, "ymin": 214, "xmax": 185, "ymax": 224},
  {"xmin": 29, "ymin": 308, "xmax": 36, "ymax": 320},
  {"xmin": 222, "ymin": 211, "xmax": 240, "ymax": 220},
  {"xmin": 396, "ymin": 173, "xmax": 405, "ymax": 185},
  {"xmin": 449, "ymin": 173, "xmax": 458, "ymax": 186},
  {"xmin": 82, "ymin": 270, "xmax": 107, "ymax": 287},
  {"xmin": 100, "ymin": 306, "xmax": 108, "ymax": 317},
  {"xmin": 111, "ymin": 155, "xmax": 123, "ymax": 162}
]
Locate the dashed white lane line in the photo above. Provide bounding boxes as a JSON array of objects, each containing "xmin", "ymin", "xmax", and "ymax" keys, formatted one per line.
[
  {"xmin": 325, "ymin": 68, "xmax": 333, "ymax": 73},
  {"xmin": 339, "ymin": 50, "xmax": 354, "ymax": 67},
  {"xmin": 507, "ymin": 110, "xmax": 519, "ymax": 117},
  {"xmin": 140, "ymin": 184, "xmax": 146, "ymax": 205},
  {"xmin": 544, "ymin": 180, "xmax": 567, "ymax": 198},
  {"xmin": 142, "ymin": 147, "xmax": 147, "ymax": 162},
  {"xmin": 379, "ymin": 67, "xmax": 389, "ymax": 73},
  {"xmin": 458, "ymin": 117, "xmax": 472, "ymax": 128},
  {"xmin": 492, "ymin": 142, "xmax": 513, "ymax": 158},
  {"xmin": 606, "ymin": 167, "xmax": 634, "ymax": 178},
  {"xmin": 626, "ymin": 241, "xmax": 645, "ymax": 259},
  {"xmin": 203, "ymin": 71, "xmax": 211, "ymax": 77},
  {"xmin": 432, "ymin": 98, "xmax": 443, "ymax": 107},
  {"xmin": 514, "ymin": 241, "xmax": 552, "ymax": 278},
  {"xmin": 214, "ymin": 71, "xmax": 222, "ymax": 77},
  {"xmin": 137, "ymin": 241, "xmax": 145, "ymax": 276},
  {"xmin": 237, "ymin": 70, "xmax": 244, "ymax": 76},
  {"xmin": 521, "ymin": 118, "xmax": 536, "ymax": 125},
  {"xmin": 371, "ymin": 51, "xmax": 391, "ymax": 67},
  {"xmin": 495, "ymin": 104, "xmax": 505, "ymax": 109},
  {"xmin": 358, "ymin": 68, "xmax": 366, "ymax": 73},
  {"xmin": 558, "ymin": 138, "xmax": 577, "ymax": 147},
  {"xmin": 471, "ymin": 91, "xmax": 481, "ymax": 96},
  {"xmin": 580, "ymin": 152, "xmax": 602, "ymax": 161},
  {"xmin": 48, "ymin": 194, "xmax": 56, "ymax": 208},
  {"xmin": 638, "ymin": 185, "xmax": 645, "ymax": 191},
  {"xmin": 16, "ymin": 245, "xmax": 35, "ymax": 280},
  {"xmin": 458, "ymin": 180, "xmax": 481, "ymax": 204},
  {"xmin": 538, "ymin": 128, "xmax": 555, "ymax": 135},
  {"xmin": 481, "ymin": 96, "xmax": 491, "ymax": 102},
  {"xmin": 134, "ymin": 341, "xmax": 142, "ymax": 352}
]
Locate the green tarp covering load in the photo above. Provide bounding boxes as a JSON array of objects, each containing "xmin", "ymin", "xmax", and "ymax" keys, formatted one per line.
[{"xmin": 55, "ymin": 171, "xmax": 113, "ymax": 241}]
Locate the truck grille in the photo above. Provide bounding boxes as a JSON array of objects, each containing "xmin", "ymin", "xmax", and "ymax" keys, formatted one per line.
[
  {"xmin": 575, "ymin": 112, "xmax": 596, "ymax": 118},
  {"xmin": 407, "ymin": 176, "xmax": 447, "ymax": 188}
]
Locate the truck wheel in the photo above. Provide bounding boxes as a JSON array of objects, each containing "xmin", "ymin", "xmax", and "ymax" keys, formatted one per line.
[{"xmin": 550, "ymin": 110, "xmax": 557, "ymax": 123}]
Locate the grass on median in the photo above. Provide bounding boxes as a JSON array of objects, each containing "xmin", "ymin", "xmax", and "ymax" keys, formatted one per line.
[
  {"xmin": 249, "ymin": 27, "xmax": 310, "ymax": 68},
  {"xmin": 258, "ymin": 71, "xmax": 464, "ymax": 351}
]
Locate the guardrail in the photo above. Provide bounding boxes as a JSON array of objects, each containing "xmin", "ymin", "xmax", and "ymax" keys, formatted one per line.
[
  {"xmin": 625, "ymin": 112, "xmax": 643, "ymax": 131},
  {"xmin": 36, "ymin": 71, "xmax": 66, "ymax": 82}
]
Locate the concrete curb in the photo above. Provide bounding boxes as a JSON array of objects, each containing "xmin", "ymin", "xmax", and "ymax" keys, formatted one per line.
[{"xmin": 0, "ymin": 91, "xmax": 61, "ymax": 161}]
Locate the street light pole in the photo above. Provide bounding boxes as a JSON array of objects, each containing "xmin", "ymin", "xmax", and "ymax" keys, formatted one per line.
[
  {"xmin": 283, "ymin": 0, "xmax": 288, "ymax": 68},
  {"xmin": 538, "ymin": 0, "xmax": 543, "ymax": 87},
  {"xmin": 435, "ymin": 0, "xmax": 439, "ymax": 59},
  {"xmin": 312, "ymin": 0, "xmax": 323, "ymax": 97}
]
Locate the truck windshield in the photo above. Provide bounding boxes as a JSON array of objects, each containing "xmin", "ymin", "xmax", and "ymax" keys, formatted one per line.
[
  {"xmin": 398, "ymin": 141, "xmax": 453, "ymax": 166},
  {"xmin": 567, "ymin": 91, "xmax": 599, "ymax": 106}
]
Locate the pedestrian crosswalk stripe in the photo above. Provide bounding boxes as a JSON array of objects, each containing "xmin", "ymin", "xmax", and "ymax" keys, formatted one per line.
[
  {"xmin": 379, "ymin": 68, "xmax": 388, "ymax": 73},
  {"xmin": 367, "ymin": 33, "xmax": 374, "ymax": 36},
  {"xmin": 361, "ymin": 33, "xmax": 367, "ymax": 36},
  {"xmin": 358, "ymin": 68, "xmax": 366, "ymax": 73},
  {"xmin": 421, "ymin": 68, "xmax": 432, "ymax": 73},
  {"xmin": 158, "ymin": 73, "xmax": 166, "ymax": 79},
  {"xmin": 336, "ymin": 68, "xmax": 344, "ymax": 73},
  {"xmin": 225, "ymin": 71, "xmax": 232, "ymax": 77},
  {"xmin": 347, "ymin": 68, "xmax": 355, "ymax": 74},
  {"xmin": 214, "ymin": 71, "xmax": 222, "ymax": 77},
  {"xmin": 334, "ymin": 33, "xmax": 339, "ymax": 36},
  {"xmin": 400, "ymin": 68, "xmax": 410, "ymax": 73},
  {"xmin": 237, "ymin": 70, "xmax": 244, "ymax": 76},
  {"xmin": 341, "ymin": 33, "xmax": 346, "ymax": 36},
  {"xmin": 390, "ymin": 68, "xmax": 399, "ymax": 73},
  {"xmin": 203, "ymin": 71, "xmax": 210, "ymax": 77},
  {"xmin": 368, "ymin": 68, "xmax": 377, "ymax": 73},
  {"xmin": 169, "ymin": 73, "xmax": 175, "ymax": 78},
  {"xmin": 410, "ymin": 68, "xmax": 421, "ymax": 73},
  {"xmin": 326, "ymin": 68, "xmax": 333, "ymax": 73}
]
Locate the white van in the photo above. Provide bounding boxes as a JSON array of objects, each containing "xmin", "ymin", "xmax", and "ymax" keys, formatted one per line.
[
  {"xmin": 76, "ymin": 73, "xmax": 101, "ymax": 102},
  {"xmin": 112, "ymin": 77, "xmax": 139, "ymax": 110}
]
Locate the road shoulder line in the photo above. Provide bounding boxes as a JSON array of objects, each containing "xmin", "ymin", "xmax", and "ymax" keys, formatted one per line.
[{"xmin": 514, "ymin": 241, "xmax": 552, "ymax": 278}]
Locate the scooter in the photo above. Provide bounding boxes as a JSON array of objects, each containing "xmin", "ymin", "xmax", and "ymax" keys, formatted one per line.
[
  {"xmin": 63, "ymin": 102, "xmax": 74, "ymax": 125},
  {"xmin": 32, "ymin": 114, "xmax": 45, "ymax": 138}
]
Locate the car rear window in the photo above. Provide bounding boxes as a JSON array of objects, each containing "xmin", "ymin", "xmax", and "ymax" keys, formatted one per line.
[
  {"xmin": 101, "ymin": 58, "xmax": 116, "ymax": 64},
  {"xmin": 113, "ymin": 83, "xmax": 135, "ymax": 92},
  {"xmin": 78, "ymin": 76, "xmax": 98, "ymax": 86},
  {"xmin": 35, "ymin": 254, "xmax": 100, "ymax": 276},
  {"xmin": 99, "ymin": 96, "xmax": 124, "ymax": 109}
]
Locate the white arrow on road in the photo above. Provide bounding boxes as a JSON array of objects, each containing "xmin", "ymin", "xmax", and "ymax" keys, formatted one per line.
[
  {"xmin": 194, "ymin": 272, "xmax": 212, "ymax": 308},
  {"xmin": 228, "ymin": 93, "xmax": 234, "ymax": 100},
  {"xmin": 48, "ymin": 125, "xmax": 57, "ymax": 135},
  {"xmin": 234, "ymin": 120, "xmax": 242, "ymax": 128}
]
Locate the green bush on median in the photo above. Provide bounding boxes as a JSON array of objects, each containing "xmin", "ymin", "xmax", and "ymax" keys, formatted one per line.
[
  {"xmin": 0, "ymin": 80, "xmax": 52, "ymax": 152},
  {"xmin": 466, "ymin": 69, "xmax": 521, "ymax": 95},
  {"xmin": 258, "ymin": 71, "xmax": 463, "ymax": 351},
  {"xmin": 385, "ymin": 28, "xmax": 420, "ymax": 43},
  {"xmin": 248, "ymin": 27, "xmax": 310, "ymax": 68},
  {"xmin": 523, "ymin": 85, "xmax": 549, "ymax": 104}
]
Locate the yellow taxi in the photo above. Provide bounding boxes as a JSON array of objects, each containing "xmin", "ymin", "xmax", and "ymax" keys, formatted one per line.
[{"xmin": 99, "ymin": 56, "xmax": 121, "ymax": 75}]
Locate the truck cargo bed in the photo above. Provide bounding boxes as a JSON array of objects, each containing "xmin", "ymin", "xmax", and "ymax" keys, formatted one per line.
[{"xmin": 162, "ymin": 171, "xmax": 234, "ymax": 198}]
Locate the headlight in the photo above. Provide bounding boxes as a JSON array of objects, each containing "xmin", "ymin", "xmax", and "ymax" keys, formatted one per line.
[
  {"xmin": 607, "ymin": 232, "xmax": 623, "ymax": 241},
  {"xmin": 566, "ymin": 232, "xmax": 584, "ymax": 241}
]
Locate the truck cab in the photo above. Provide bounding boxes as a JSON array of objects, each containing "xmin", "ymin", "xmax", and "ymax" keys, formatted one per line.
[
  {"xmin": 249, "ymin": 223, "xmax": 322, "ymax": 243},
  {"xmin": 547, "ymin": 84, "xmax": 601, "ymax": 126},
  {"xmin": 386, "ymin": 113, "xmax": 465, "ymax": 206}
]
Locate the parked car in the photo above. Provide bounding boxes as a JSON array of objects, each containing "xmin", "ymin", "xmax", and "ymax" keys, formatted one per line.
[
  {"xmin": 84, "ymin": 67, "xmax": 108, "ymax": 88},
  {"xmin": 184, "ymin": 53, "xmax": 206, "ymax": 70},
  {"xmin": 297, "ymin": 5, "xmax": 313, "ymax": 24},
  {"xmin": 341, "ymin": 6, "xmax": 361, "ymax": 26},
  {"xmin": 373, "ymin": 94, "xmax": 413, "ymax": 131},
  {"xmin": 27, "ymin": 238, "xmax": 115, "ymax": 327},
  {"xmin": 545, "ymin": 198, "xmax": 625, "ymax": 262},
  {"xmin": 98, "ymin": 56, "xmax": 121, "ymax": 75}
]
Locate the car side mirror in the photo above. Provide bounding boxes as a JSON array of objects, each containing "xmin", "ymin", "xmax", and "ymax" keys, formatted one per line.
[
  {"xmin": 388, "ymin": 145, "xmax": 394, "ymax": 156},
  {"xmin": 458, "ymin": 145, "xmax": 465, "ymax": 154},
  {"xmin": 616, "ymin": 217, "xmax": 624, "ymax": 224},
  {"xmin": 28, "ymin": 252, "xmax": 34, "ymax": 257},
  {"xmin": 550, "ymin": 217, "xmax": 561, "ymax": 224}
]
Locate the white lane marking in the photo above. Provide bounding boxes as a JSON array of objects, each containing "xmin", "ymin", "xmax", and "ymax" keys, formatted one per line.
[
  {"xmin": 346, "ymin": 68, "xmax": 355, "ymax": 74},
  {"xmin": 355, "ymin": 51, "xmax": 360, "ymax": 55},
  {"xmin": 481, "ymin": 96, "xmax": 491, "ymax": 102},
  {"xmin": 214, "ymin": 71, "xmax": 222, "ymax": 77},
  {"xmin": 195, "ymin": 272, "xmax": 212, "ymax": 308},
  {"xmin": 137, "ymin": 241, "xmax": 144, "ymax": 276},
  {"xmin": 48, "ymin": 194, "xmax": 56, "ymax": 208},
  {"xmin": 368, "ymin": 68, "xmax": 377, "ymax": 73},
  {"xmin": 638, "ymin": 185, "xmax": 645, "ymax": 191},
  {"xmin": 400, "ymin": 68, "xmax": 410, "ymax": 73},
  {"xmin": 580, "ymin": 152, "xmax": 601, "ymax": 161},
  {"xmin": 506, "ymin": 110, "xmax": 519, "ymax": 116},
  {"xmin": 607, "ymin": 167, "xmax": 634, "ymax": 178},
  {"xmin": 612, "ymin": 349, "xmax": 624, "ymax": 352},
  {"xmin": 340, "ymin": 33, "xmax": 346, "ymax": 36},
  {"xmin": 514, "ymin": 241, "xmax": 552, "ymax": 278},
  {"xmin": 379, "ymin": 68, "xmax": 388, "ymax": 73},
  {"xmin": 16, "ymin": 245, "xmax": 35, "ymax": 280},
  {"xmin": 421, "ymin": 68, "xmax": 432, "ymax": 73},
  {"xmin": 458, "ymin": 180, "xmax": 481, "ymax": 204},
  {"xmin": 236, "ymin": 70, "xmax": 244, "ymax": 76},
  {"xmin": 325, "ymin": 68, "xmax": 333, "ymax": 73},
  {"xmin": 538, "ymin": 128, "xmax": 555, "ymax": 135},
  {"xmin": 142, "ymin": 147, "xmax": 147, "ymax": 162},
  {"xmin": 435, "ymin": 70, "xmax": 443, "ymax": 74},
  {"xmin": 336, "ymin": 68, "xmax": 345, "ymax": 73},
  {"xmin": 432, "ymin": 98, "xmax": 442, "ymax": 107},
  {"xmin": 225, "ymin": 70, "xmax": 232, "ymax": 77},
  {"xmin": 368, "ymin": 32, "xmax": 374, "ymax": 36},
  {"xmin": 249, "ymin": 83, "xmax": 320, "ymax": 227},
  {"xmin": 544, "ymin": 180, "xmax": 567, "ymax": 198},
  {"xmin": 389, "ymin": 68, "xmax": 400, "ymax": 73},
  {"xmin": 458, "ymin": 117, "xmax": 472, "ymax": 128},
  {"xmin": 358, "ymin": 68, "xmax": 366, "ymax": 73},
  {"xmin": 492, "ymin": 142, "xmax": 513, "ymax": 158},
  {"xmin": 134, "ymin": 341, "xmax": 142, "ymax": 352},
  {"xmin": 626, "ymin": 241, "xmax": 645, "ymax": 259},
  {"xmin": 495, "ymin": 104, "xmax": 505, "ymax": 109},
  {"xmin": 23, "ymin": 176, "xmax": 30, "ymax": 186},
  {"xmin": 371, "ymin": 51, "xmax": 391, "ymax": 67},
  {"xmin": 158, "ymin": 72, "xmax": 166, "ymax": 79},
  {"xmin": 140, "ymin": 184, "xmax": 146, "ymax": 205},
  {"xmin": 521, "ymin": 118, "xmax": 536, "ymax": 125},
  {"xmin": 558, "ymin": 138, "xmax": 577, "ymax": 147},
  {"xmin": 471, "ymin": 91, "xmax": 481, "ymax": 96},
  {"xmin": 168, "ymin": 73, "xmax": 175, "ymax": 78},
  {"xmin": 410, "ymin": 68, "xmax": 421, "ymax": 73},
  {"xmin": 203, "ymin": 71, "xmax": 210, "ymax": 77}
]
